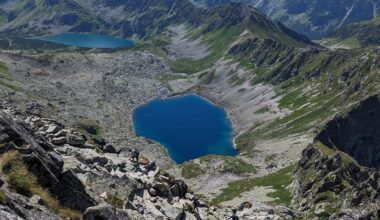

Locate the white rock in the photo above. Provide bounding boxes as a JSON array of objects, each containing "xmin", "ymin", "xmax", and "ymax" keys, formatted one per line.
[
  {"xmin": 161, "ymin": 200, "xmax": 183, "ymax": 220},
  {"xmin": 52, "ymin": 136, "xmax": 66, "ymax": 145},
  {"xmin": 184, "ymin": 212, "xmax": 197, "ymax": 220},
  {"xmin": 100, "ymin": 192, "xmax": 108, "ymax": 199},
  {"xmin": 185, "ymin": 193, "xmax": 194, "ymax": 200},
  {"xmin": 54, "ymin": 130, "xmax": 67, "ymax": 137},
  {"xmin": 46, "ymin": 125, "xmax": 59, "ymax": 134},
  {"xmin": 145, "ymin": 201, "xmax": 165, "ymax": 218}
]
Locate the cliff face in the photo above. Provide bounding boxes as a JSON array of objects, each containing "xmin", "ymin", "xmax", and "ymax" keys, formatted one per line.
[
  {"xmin": 317, "ymin": 96, "xmax": 380, "ymax": 169},
  {"xmin": 292, "ymin": 95, "xmax": 380, "ymax": 219}
]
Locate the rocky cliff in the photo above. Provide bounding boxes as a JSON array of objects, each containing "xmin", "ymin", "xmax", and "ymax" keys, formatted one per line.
[{"xmin": 292, "ymin": 95, "xmax": 380, "ymax": 219}]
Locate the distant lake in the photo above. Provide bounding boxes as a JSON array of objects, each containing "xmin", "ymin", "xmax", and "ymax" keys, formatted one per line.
[
  {"xmin": 133, "ymin": 95, "xmax": 237, "ymax": 164},
  {"xmin": 33, "ymin": 33, "xmax": 134, "ymax": 49}
]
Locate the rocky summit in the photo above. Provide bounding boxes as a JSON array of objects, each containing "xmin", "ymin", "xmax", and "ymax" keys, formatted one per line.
[{"xmin": 0, "ymin": 0, "xmax": 379, "ymax": 219}]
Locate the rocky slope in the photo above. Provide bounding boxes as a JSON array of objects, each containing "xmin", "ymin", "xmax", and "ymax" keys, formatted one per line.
[
  {"xmin": 191, "ymin": 0, "xmax": 380, "ymax": 39},
  {"xmin": 292, "ymin": 95, "xmax": 380, "ymax": 219},
  {"xmin": 192, "ymin": 33, "xmax": 380, "ymax": 160},
  {"xmin": 0, "ymin": 50, "xmax": 178, "ymax": 169},
  {"xmin": 0, "ymin": 105, "xmax": 297, "ymax": 219}
]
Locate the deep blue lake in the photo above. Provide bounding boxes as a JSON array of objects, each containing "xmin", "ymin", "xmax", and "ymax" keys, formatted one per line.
[
  {"xmin": 33, "ymin": 33, "xmax": 134, "ymax": 49},
  {"xmin": 133, "ymin": 95, "xmax": 237, "ymax": 164}
]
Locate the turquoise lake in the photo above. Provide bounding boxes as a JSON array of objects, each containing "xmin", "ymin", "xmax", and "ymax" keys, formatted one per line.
[
  {"xmin": 33, "ymin": 33, "xmax": 134, "ymax": 49},
  {"xmin": 132, "ymin": 95, "xmax": 237, "ymax": 164}
]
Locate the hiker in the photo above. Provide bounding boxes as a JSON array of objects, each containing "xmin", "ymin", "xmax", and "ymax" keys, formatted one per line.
[
  {"xmin": 228, "ymin": 209, "xmax": 239, "ymax": 220},
  {"xmin": 239, "ymin": 202, "xmax": 252, "ymax": 211},
  {"xmin": 193, "ymin": 196, "xmax": 200, "ymax": 212},
  {"xmin": 129, "ymin": 148, "xmax": 140, "ymax": 162}
]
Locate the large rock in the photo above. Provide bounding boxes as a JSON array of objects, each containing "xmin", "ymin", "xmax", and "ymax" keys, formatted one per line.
[
  {"xmin": 83, "ymin": 204, "xmax": 130, "ymax": 220},
  {"xmin": 170, "ymin": 180, "xmax": 188, "ymax": 198},
  {"xmin": 50, "ymin": 170, "xmax": 96, "ymax": 211},
  {"xmin": 0, "ymin": 191, "xmax": 60, "ymax": 220},
  {"xmin": 45, "ymin": 125, "xmax": 60, "ymax": 134},
  {"xmin": 66, "ymin": 133, "xmax": 86, "ymax": 146},
  {"xmin": 52, "ymin": 136, "xmax": 66, "ymax": 145},
  {"xmin": 103, "ymin": 144, "xmax": 117, "ymax": 153},
  {"xmin": 152, "ymin": 182, "xmax": 170, "ymax": 198},
  {"xmin": 0, "ymin": 205, "xmax": 24, "ymax": 220},
  {"xmin": 161, "ymin": 200, "xmax": 184, "ymax": 220}
]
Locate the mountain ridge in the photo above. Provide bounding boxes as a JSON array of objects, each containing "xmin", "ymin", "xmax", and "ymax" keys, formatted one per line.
[
  {"xmin": 191, "ymin": 0, "xmax": 380, "ymax": 39},
  {"xmin": 0, "ymin": 0, "xmax": 313, "ymax": 49}
]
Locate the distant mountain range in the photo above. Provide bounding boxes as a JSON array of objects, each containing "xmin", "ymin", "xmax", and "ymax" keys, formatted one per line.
[
  {"xmin": 0, "ymin": 0, "xmax": 311, "ymax": 47},
  {"xmin": 0, "ymin": 0, "xmax": 202, "ymax": 38},
  {"xmin": 191, "ymin": 0, "xmax": 380, "ymax": 39}
]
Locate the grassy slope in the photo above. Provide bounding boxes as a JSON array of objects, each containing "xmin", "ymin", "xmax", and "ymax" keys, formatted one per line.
[
  {"xmin": 169, "ymin": 26, "xmax": 243, "ymax": 74},
  {"xmin": 211, "ymin": 165, "xmax": 295, "ymax": 206},
  {"xmin": 323, "ymin": 17, "xmax": 380, "ymax": 48},
  {"xmin": 0, "ymin": 151, "xmax": 81, "ymax": 219},
  {"xmin": 181, "ymin": 155, "xmax": 257, "ymax": 179},
  {"xmin": 236, "ymin": 48, "xmax": 379, "ymax": 152}
]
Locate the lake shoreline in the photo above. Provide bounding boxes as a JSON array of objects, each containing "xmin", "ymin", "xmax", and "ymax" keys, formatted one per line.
[
  {"xmin": 131, "ymin": 93, "xmax": 237, "ymax": 164},
  {"xmin": 31, "ymin": 33, "xmax": 135, "ymax": 49}
]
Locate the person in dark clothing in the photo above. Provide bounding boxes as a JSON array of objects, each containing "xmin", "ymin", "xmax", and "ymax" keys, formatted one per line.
[
  {"xmin": 228, "ymin": 209, "xmax": 239, "ymax": 220},
  {"xmin": 193, "ymin": 196, "xmax": 200, "ymax": 211},
  {"xmin": 239, "ymin": 202, "xmax": 253, "ymax": 211},
  {"xmin": 129, "ymin": 148, "xmax": 139, "ymax": 162}
]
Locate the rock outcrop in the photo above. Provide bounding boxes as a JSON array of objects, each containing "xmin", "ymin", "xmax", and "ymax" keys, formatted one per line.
[
  {"xmin": 0, "ymin": 108, "xmax": 95, "ymax": 213},
  {"xmin": 292, "ymin": 95, "xmax": 380, "ymax": 219},
  {"xmin": 317, "ymin": 96, "xmax": 380, "ymax": 168}
]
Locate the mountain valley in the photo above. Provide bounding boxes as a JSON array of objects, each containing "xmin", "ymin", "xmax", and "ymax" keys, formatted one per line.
[{"xmin": 0, "ymin": 0, "xmax": 379, "ymax": 219}]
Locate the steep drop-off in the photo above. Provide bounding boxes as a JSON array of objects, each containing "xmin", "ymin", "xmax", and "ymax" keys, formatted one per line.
[
  {"xmin": 317, "ymin": 96, "xmax": 380, "ymax": 169},
  {"xmin": 292, "ymin": 95, "xmax": 380, "ymax": 219}
]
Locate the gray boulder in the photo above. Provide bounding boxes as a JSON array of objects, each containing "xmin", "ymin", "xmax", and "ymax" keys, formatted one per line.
[
  {"xmin": 161, "ymin": 200, "xmax": 184, "ymax": 220},
  {"xmin": 103, "ymin": 144, "xmax": 117, "ymax": 153},
  {"xmin": 67, "ymin": 133, "xmax": 86, "ymax": 146},
  {"xmin": 52, "ymin": 136, "xmax": 66, "ymax": 145},
  {"xmin": 83, "ymin": 204, "xmax": 130, "ymax": 220}
]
